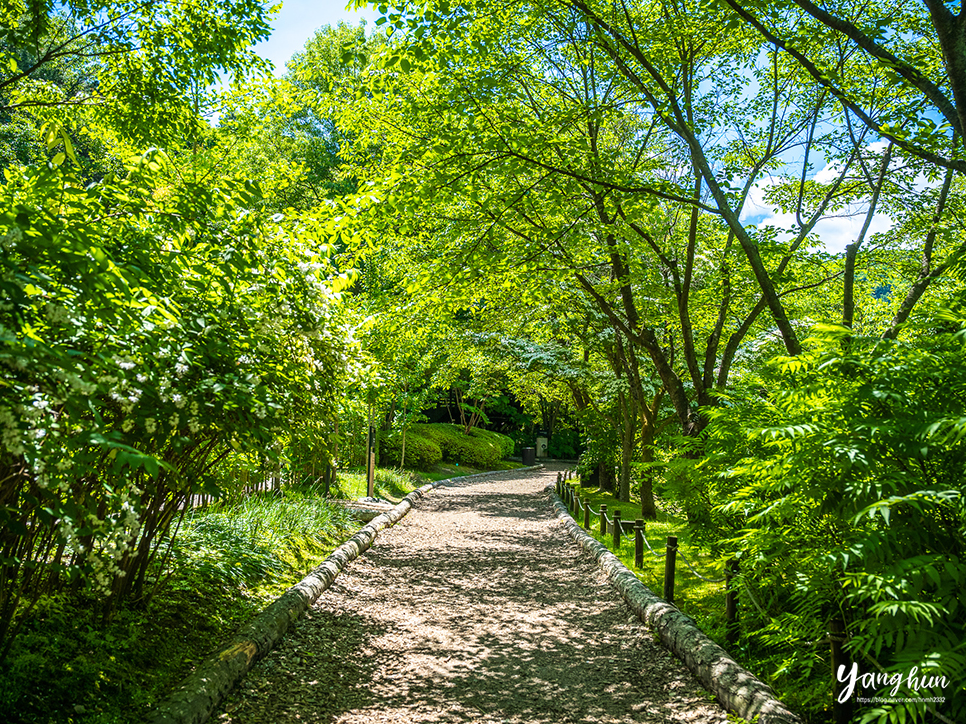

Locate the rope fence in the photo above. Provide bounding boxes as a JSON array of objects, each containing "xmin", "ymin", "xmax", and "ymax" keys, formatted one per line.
[
  {"xmin": 555, "ymin": 469, "xmax": 740, "ymax": 644},
  {"xmin": 555, "ymin": 468, "xmax": 860, "ymax": 722}
]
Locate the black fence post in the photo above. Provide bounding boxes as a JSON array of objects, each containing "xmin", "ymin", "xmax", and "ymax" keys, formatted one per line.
[
  {"xmin": 599, "ymin": 504, "xmax": 607, "ymax": 536},
  {"xmin": 634, "ymin": 519, "xmax": 644, "ymax": 569},
  {"xmin": 612, "ymin": 510, "xmax": 622, "ymax": 550},
  {"xmin": 583, "ymin": 496, "xmax": 590, "ymax": 530},
  {"xmin": 663, "ymin": 536, "xmax": 678, "ymax": 603},
  {"xmin": 725, "ymin": 558, "xmax": 739, "ymax": 644}
]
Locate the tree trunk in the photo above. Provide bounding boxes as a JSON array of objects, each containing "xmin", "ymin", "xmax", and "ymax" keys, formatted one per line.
[
  {"xmin": 639, "ymin": 421, "xmax": 657, "ymax": 520},
  {"xmin": 619, "ymin": 390, "xmax": 635, "ymax": 503},
  {"xmin": 400, "ymin": 426, "xmax": 407, "ymax": 469}
]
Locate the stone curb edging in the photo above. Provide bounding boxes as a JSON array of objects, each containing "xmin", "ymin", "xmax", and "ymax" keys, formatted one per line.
[
  {"xmin": 149, "ymin": 465, "xmax": 542, "ymax": 724},
  {"xmin": 546, "ymin": 484, "xmax": 802, "ymax": 724}
]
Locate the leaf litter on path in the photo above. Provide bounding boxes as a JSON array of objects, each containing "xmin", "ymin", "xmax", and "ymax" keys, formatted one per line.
[{"xmin": 217, "ymin": 467, "xmax": 727, "ymax": 724}]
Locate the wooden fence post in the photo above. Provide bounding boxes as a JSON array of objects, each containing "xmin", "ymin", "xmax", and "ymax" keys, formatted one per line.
[
  {"xmin": 612, "ymin": 510, "xmax": 622, "ymax": 550},
  {"xmin": 725, "ymin": 558, "xmax": 739, "ymax": 644},
  {"xmin": 583, "ymin": 495, "xmax": 590, "ymax": 530},
  {"xmin": 663, "ymin": 536, "xmax": 678, "ymax": 603},
  {"xmin": 556, "ymin": 472, "xmax": 561, "ymax": 495},
  {"xmin": 831, "ymin": 617, "xmax": 852, "ymax": 724},
  {"xmin": 599, "ymin": 504, "xmax": 607, "ymax": 536},
  {"xmin": 366, "ymin": 424, "xmax": 375, "ymax": 499},
  {"xmin": 634, "ymin": 519, "xmax": 644, "ymax": 568}
]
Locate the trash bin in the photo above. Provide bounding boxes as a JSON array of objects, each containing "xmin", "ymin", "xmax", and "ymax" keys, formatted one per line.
[{"xmin": 522, "ymin": 447, "xmax": 536, "ymax": 465}]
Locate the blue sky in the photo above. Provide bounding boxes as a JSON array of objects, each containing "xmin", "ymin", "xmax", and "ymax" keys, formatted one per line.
[{"xmin": 254, "ymin": 1, "xmax": 381, "ymax": 75}]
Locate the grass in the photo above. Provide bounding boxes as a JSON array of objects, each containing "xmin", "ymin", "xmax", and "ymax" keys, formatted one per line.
[
  {"xmin": 330, "ymin": 467, "xmax": 420, "ymax": 501},
  {"xmin": 0, "ymin": 483, "xmax": 362, "ymax": 724},
  {"xmin": 559, "ymin": 481, "xmax": 834, "ymax": 723},
  {"xmin": 333, "ymin": 460, "xmax": 526, "ymax": 493},
  {"xmin": 562, "ymin": 484, "xmax": 730, "ymax": 640}
]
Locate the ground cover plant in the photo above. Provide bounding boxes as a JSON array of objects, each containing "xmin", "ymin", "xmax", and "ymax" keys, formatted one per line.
[{"xmin": 0, "ymin": 471, "xmax": 416, "ymax": 724}]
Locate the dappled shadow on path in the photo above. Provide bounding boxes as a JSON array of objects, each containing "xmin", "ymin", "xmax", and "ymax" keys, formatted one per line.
[{"xmin": 217, "ymin": 468, "xmax": 724, "ymax": 724}]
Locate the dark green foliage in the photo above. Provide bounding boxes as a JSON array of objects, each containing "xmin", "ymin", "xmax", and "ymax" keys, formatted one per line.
[
  {"xmin": 548, "ymin": 428, "xmax": 581, "ymax": 458},
  {"xmin": 692, "ymin": 325, "xmax": 966, "ymax": 724},
  {"xmin": 0, "ymin": 487, "xmax": 356, "ymax": 723},
  {"xmin": 384, "ymin": 423, "xmax": 516, "ymax": 470}
]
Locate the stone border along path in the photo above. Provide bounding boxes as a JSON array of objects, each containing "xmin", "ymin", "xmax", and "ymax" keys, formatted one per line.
[{"xmin": 210, "ymin": 466, "xmax": 736, "ymax": 724}]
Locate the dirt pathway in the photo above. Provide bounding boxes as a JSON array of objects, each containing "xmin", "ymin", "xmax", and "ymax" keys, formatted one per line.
[{"xmin": 216, "ymin": 467, "xmax": 728, "ymax": 724}]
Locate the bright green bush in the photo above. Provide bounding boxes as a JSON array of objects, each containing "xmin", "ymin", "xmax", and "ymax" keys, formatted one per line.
[
  {"xmin": 378, "ymin": 429, "xmax": 442, "ymax": 471},
  {"xmin": 418, "ymin": 423, "xmax": 512, "ymax": 468},
  {"xmin": 471, "ymin": 426, "xmax": 515, "ymax": 458}
]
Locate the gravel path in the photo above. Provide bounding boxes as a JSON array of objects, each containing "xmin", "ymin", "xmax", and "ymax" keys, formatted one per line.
[{"xmin": 216, "ymin": 467, "xmax": 728, "ymax": 724}]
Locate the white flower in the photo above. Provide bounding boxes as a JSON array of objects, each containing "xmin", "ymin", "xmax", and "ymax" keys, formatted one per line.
[
  {"xmin": 172, "ymin": 394, "xmax": 185, "ymax": 409},
  {"xmin": 0, "ymin": 226, "xmax": 23, "ymax": 249},
  {"xmin": 45, "ymin": 303, "xmax": 70, "ymax": 325}
]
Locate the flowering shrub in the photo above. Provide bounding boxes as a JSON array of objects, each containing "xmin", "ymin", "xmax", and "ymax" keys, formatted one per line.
[{"xmin": 0, "ymin": 151, "xmax": 347, "ymax": 651}]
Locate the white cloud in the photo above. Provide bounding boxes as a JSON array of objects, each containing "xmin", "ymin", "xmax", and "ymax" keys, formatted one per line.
[{"xmin": 737, "ymin": 172, "xmax": 893, "ymax": 254}]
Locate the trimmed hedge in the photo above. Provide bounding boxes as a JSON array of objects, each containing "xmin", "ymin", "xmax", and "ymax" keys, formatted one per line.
[
  {"xmin": 419, "ymin": 423, "xmax": 514, "ymax": 469},
  {"xmin": 381, "ymin": 424, "xmax": 514, "ymax": 471},
  {"xmin": 378, "ymin": 429, "xmax": 442, "ymax": 471}
]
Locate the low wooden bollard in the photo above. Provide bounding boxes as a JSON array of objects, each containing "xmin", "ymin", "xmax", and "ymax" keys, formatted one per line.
[
  {"xmin": 583, "ymin": 495, "xmax": 590, "ymax": 530},
  {"xmin": 556, "ymin": 472, "xmax": 561, "ymax": 495},
  {"xmin": 612, "ymin": 510, "xmax": 622, "ymax": 550},
  {"xmin": 663, "ymin": 535, "xmax": 678, "ymax": 603},
  {"xmin": 599, "ymin": 504, "xmax": 607, "ymax": 536},
  {"xmin": 634, "ymin": 519, "xmax": 644, "ymax": 568},
  {"xmin": 725, "ymin": 558, "xmax": 739, "ymax": 644}
]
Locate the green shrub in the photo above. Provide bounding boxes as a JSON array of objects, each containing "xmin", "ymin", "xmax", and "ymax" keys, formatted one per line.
[
  {"xmin": 417, "ymin": 423, "xmax": 513, "ymax": 468},
  {"xmin": 378, "ymin": 429, "xmax": 442, "ymax": 471},
  {"xmin": 470, "ymin": 426, "xmax": 515, "ymax": 457}
]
